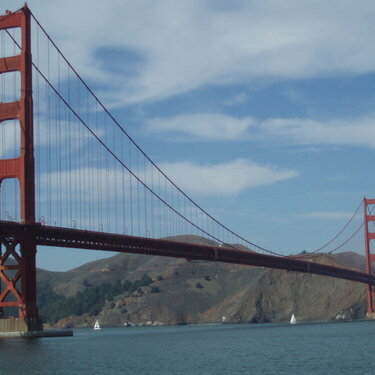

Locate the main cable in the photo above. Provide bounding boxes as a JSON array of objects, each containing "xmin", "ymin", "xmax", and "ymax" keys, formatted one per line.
[{"xmin": 28, "ymin": 10, "xmax": 283, "ymax": 256}]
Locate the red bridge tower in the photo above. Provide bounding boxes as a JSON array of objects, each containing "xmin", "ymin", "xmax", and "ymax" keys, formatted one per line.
[
  {"xmin": 0, "ymin": 5, "xmax": 42, "ymax": 332},
  {"xmin": 363, "ymin": 198, "xmax": 375, "ymax": 316}
]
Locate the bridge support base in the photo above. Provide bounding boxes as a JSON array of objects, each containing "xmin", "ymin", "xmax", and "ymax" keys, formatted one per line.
[
  {"xmin": 0, "ymin": 317, "xmax": 43, "ymax": 332},
  {"xmin": 0, "ymin": 328, "xmax": 73, "ymax": 338},
  {"xmin": 0, "ymin": 317, "xmax": 73, "ymax": 338},
  {"xmin": 0, "ymin": 227, "xmax": 42, "ymax": 331}
]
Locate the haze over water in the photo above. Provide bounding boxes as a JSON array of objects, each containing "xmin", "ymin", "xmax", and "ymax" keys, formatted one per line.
[{"xmin": 0, "ymin": 321, "xmax": 373, "ymax": 375}]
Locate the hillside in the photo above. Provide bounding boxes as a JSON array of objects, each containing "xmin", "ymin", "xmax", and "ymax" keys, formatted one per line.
[{"xmin": 37, "ymin": 237, "xmax": 369, "ymax": 328}]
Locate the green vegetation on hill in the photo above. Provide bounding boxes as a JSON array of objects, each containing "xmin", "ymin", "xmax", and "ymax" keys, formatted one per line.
[{"xmin": 37, "ymin": 274, "xmax": 153, "ymax": 323}]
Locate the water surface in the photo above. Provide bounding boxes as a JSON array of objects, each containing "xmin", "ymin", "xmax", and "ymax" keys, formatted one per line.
[{"xmin": 0, "ymin": 321, "xmax": 373, "ymax": 375}]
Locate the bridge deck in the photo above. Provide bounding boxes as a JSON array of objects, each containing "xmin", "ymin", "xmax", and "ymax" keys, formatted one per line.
[{"xmin": 1, "ymin": 220, "xmax": 375, "ymax": 285}]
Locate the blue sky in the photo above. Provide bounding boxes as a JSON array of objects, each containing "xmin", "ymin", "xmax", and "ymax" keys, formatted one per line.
[{"xmin": 2, "ymin": 0, "xmax": 375, "ymax": 271}]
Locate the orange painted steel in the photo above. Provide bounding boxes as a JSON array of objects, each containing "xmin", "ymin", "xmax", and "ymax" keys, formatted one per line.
[
  {"xmin": 364, "ymin": 198, "xmax": 375, "ymax": 315},
  {"xmin": 0, "ymin": 101, "xmax": 20, "ymax": 122},
  {"xmin": 2, "ymin": 221, "xmax": 375, "ymax": 286},
  {"xmin": 0, "ymin": 5, "xmax": 40, "ymax": 325},
  {"xmin": 0, "ymin": 55, "xmax": 22, "ymax": 73}
]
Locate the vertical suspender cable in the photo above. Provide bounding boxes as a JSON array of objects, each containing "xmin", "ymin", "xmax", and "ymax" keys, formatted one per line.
[
  {"xmin": 129, "ymin": 139, "xmax": 133, "ymax": 236},
  {"xmin": 13, "ymin": 29, "xmax": 17, "ymax": 221},
  {"xmin": 144, "ymin": 156, "xmax": 147, "ymax": 236},
  {"xmin": 46, "ymin": 38, "xmax": 51, "ymax": 224},
  {"xmin": 105, "ymin": 115, "xmax": 110, "ymax": 231},
  {"xmin": 113, "ymin": 117, "xmax": 118, "ymax": 233},
  {"xmin": 136, "ymin": 151, "xmax": 140, "ymax": 236},
  {"xmin": 121, "ymin": 126, "xmax": 126, "ymax": 233}
]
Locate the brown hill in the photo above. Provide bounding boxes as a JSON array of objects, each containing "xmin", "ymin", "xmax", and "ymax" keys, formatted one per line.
[
  {"xmin": 37, "ymin": 244, "xmax": 370, "ymax": 328},
  {"xmin": 332, "ymin": 251, "xmax": 366, "ymax": 271}
]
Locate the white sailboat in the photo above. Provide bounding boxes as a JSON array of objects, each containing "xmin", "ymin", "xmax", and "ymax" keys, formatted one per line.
[
  {"xmin": 93, "ymin": 319, "xmax": 101, "ymax": 330},
  {"xmin": 290, "ymin": 314, "xmax": 297, "ymax": 324}
]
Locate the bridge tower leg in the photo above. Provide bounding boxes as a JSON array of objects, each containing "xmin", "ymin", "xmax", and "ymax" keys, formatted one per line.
[
  {"xmin": 0, "ymin": 5, "xmax": 42, "ymax": 332},
  {"xmin": 363, "ymin": 198, "xmax": 375, "ymax": 317}
]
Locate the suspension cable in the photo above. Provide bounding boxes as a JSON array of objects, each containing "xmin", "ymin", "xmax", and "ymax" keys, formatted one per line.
[
  {"xmin": 308, "ymin": 200, "xmax": 363, "ymax": 254},
  {"xmin": 27, "ymin": 10, "xmax": 284, "ymax": 256}
]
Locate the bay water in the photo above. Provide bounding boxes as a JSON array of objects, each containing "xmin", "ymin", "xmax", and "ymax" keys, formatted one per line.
[{"xmin": 0, "ymin": 320, "xmax": 373, "ymax": 375}]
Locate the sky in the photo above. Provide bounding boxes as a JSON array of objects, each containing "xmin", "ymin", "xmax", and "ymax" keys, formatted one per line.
[{"xmin": 2, "ymin": 0, "xmax": 375, "ymax": 271}]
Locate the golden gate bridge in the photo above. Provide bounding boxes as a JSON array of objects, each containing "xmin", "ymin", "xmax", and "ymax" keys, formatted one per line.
[{"xmin": 1, "ymin": 5, "xmax": 375, "ymax": 335}]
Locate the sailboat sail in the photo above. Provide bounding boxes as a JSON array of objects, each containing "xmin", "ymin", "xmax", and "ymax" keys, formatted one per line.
[
  {"xmin": 94, "ymin": 320, "xmax": 101, "ymax": 330},
  {"xmin": 290, "ymin": 314, "xmax": 297, "ymax": 324}
]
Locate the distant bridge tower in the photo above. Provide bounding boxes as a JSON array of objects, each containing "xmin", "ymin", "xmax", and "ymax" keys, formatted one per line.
[
  {"xmin": 0, "ymin": 5, "xmax": 42, "ymax": 332},
  {"xmin": 363, "ymin": 198, "xmax": 375, "ymax": 316}
]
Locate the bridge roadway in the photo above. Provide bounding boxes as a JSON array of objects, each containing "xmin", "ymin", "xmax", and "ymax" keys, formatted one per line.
[{"xmin": 1, "ymin": 220, "xmax": 375, "ymax": 285}]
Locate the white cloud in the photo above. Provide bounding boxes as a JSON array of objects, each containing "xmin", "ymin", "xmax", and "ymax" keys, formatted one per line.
[
  {"xmin": 4, "ymin": 0, "xmax": 375, "ymax": 104},
  {"xmin": 0, "ymin": 120, "xmax": 20, "ymax": 158},
  {"xmin": 327, "ymin": 175, "xmax": 348, "ymax": 182},
  {"xmin": 223, "ymin": 92, "xmax": 249, "ymax": 107},
  {"xmin": 0, "ymin": 117, "xmax": 106, "ymax": 188},
  {"xmin": 145, "ymin": 112, "xmax": 375, "ymax": 147},
  {"xmin": 259, "ymin": 116, "xmax": 375, "ymax": 148},
  {"xmin": 39, "ymin": 158, "xmax": 297, "ymax": 201},
  {"xmin": 298, "ymin": 211, "xmax": 352, "ymax": 220},
  {"xmin": 159, "ymin": 159, "xmax": 298, "ymax": 196},
  {"xmin": 0, "ymin": 72, "xmax": 20, "ymax": 102},
  {"xmin": 146, "ymin": 113, "xmax": 254, "ymax": 141}
]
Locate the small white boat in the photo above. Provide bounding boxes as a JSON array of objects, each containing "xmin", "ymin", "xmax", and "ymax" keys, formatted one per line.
[
  {"xmin": 290, "ymin": 314, "xmax": 297, "ymax": 324},
  {"xmin": 93, "ymin": 319, "xmax": 101, "ymax": 330}
]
